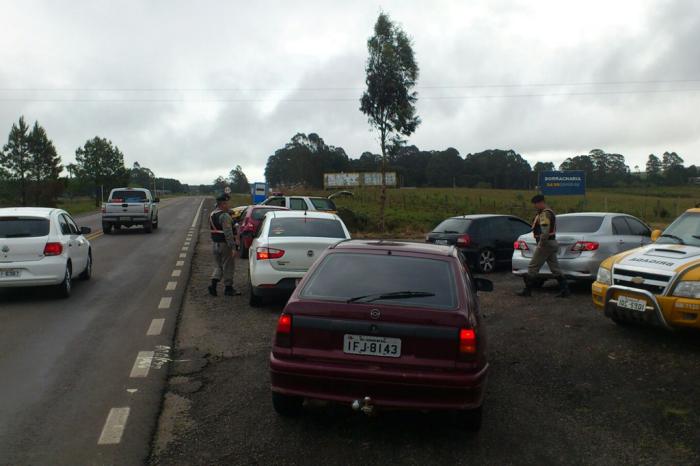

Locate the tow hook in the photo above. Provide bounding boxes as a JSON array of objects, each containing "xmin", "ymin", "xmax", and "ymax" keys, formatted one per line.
[{"xmin": 351, "ymin": 396, "xmax": 375, "ymax": 415}]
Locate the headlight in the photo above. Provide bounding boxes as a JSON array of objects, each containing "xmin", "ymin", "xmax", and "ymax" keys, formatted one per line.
[
  {"xmin": 596, "ymin": 267, "xmax": 612, "ymax": 285},
  {"xmin": 672, "ymin": 281, "xmax": 700, "ymax": 299}
]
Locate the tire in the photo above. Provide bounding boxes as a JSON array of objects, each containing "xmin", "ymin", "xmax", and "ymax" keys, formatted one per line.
[
  {"xmin": 249, "ymin": 281, "xmax": 263, "ymax": 307},
  {"xmin": 456, "ymin": 405, "xmax": 483, "ymax": 432},
  {"xmin": 153, "ymin": 217, "xmax": 159, "ymax": 230},
  {"xmin": 476, "ymin": 249, "xmax": 496, "ymax": 274},
  {"xmin": 79, "ymin": 252, "xmax": 92, "ymax": 280},
  {"xmin": 239, "ymin": 242, "xmax": 249, "ymax": 259},
  {"xmin": 56, "ymin": 263, "xmax": 72, "ymax": 298},
  {"xmin": 103, "ymin": 224, "xmax": 112, "ymax": 235},
  {"xmin": 272, "ymin": 392, "xmax": 303, "ymax": 417},
  {"xmin": 144, "ymin": 220, "xmax": 153, "ymax": 234}
]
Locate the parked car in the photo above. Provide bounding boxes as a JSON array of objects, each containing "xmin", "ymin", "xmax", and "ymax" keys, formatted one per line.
[
  {"xmin": 426, "ymin": 214, "xmax": 532, "ymax": 273},
  {"xmin": 101, "ymin": 187, "xmax": 159, "ymax": 234},
  {"xmin": 512, "ymin": 212, "xmax": 652, "ymax": 283},
  {"xmin": 248, "ymin": 210, "xmax": 350, "ymax": 306},
  {"xmin": 237, "ymin": 205, "xmax": 289, "ymax": 258},
  {"xmin": 592, "ymin": 208, "xmax": 700, "ymax": 329},
  {"xmin": 260, "ymin": 195, "xmax": 337, "ymax": 212},
  {"xmin": 0, "ymin": 208, "xmax": 92, "ymax": 297},
  {"xmin": 269, "ymin": 240, "xmax": 491, "ymax": 430}
]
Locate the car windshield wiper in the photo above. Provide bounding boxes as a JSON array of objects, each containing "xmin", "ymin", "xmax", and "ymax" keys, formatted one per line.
[
  {"xmin": 4, "ymin": 233, "xmax": 32, "ymax": 238},
  {"xmin": 659, "ymin": 233, "xmax": 685, "ymax": 244},
  {"xmin": 346, "ymin": 291, "xmax": 436, "ymax": 304}
]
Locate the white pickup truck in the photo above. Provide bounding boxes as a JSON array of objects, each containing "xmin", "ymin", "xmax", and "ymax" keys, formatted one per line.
[{"xmin": 101, "ymin": 188, "xmax": 160, "ymax": 234}]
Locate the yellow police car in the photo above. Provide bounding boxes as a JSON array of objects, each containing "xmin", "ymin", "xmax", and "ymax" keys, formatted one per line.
[{"xmin": 592, "ymin": 208, "xmax": 700, "ymax": 329}]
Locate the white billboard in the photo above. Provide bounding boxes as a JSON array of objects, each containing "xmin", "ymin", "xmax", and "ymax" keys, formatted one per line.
[{"xmin": 324, "ymin": 172, "xmax": 397, "ymax": 189}]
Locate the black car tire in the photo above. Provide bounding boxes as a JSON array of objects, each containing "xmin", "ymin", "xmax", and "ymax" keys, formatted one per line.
[
  {"xmin": 272, "ymin": 392, "xmax": 303, "ymax": 417},
  {"xmin": 240, "ymin": 242, "xmax": 249, "ymax": 259},
  {"xmin": 103, "ymin": 224, "xmax": 112, "ymax": 234},
  {"xmin": 144, "ymin": 220, "xmax": 153, "ymax": 233},
  {"xmin": 249, "ymin": 281, "xmax": 262, "ymax": 307},
  {"xmin": 56, "ymin": 263, "xmax": 72, "ymax": 299},
  {"xmin": 79, "ymin": 253, "xmax": 92, "ymax": 280},
  {"xmin": 476, "ymin": 249, "xmax": 496, "ymax": 274},
  {"xmin": 153, "ymin": 217, "xmax": 159, "ymax": 230},
  {"xmin": 456, "ymin": 405, "xmax": 482, "ymax": 432}
]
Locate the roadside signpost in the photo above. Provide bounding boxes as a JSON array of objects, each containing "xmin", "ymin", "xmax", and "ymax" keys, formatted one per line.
[
  {"xmin": 251, "ymin": 182, "xmax": 267, "ymax": 204},
  {"xmin": 539, "ymin": 170, "xmax": 586, "ymax": 196}
]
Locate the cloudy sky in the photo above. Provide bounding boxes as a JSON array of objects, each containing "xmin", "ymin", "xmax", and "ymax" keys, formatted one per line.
[{"xmin": 1, "ymin": 0, "xmax": 699, "ymax": 185}]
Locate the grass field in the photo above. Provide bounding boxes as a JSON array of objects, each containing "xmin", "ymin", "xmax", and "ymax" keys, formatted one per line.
[{"xmin": 305, "ymin": 186, "xmax": 700, "ymax": 236}]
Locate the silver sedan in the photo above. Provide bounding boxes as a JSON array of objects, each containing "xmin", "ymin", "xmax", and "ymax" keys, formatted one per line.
[{"xmin": 512, "ymin": 212, "xmax": 653, "ymax": 281}]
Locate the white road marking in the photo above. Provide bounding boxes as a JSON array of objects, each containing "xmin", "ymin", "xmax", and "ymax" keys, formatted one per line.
[
  {"xmin": 184, "ymin": 242, "xmax": 190, "ymax": 246},
  {"xmin": 176, "ymin": 260, "xmax": 184, "ymax": 266},
  {"xmin": 166, "ymin": 281, "xmax": 177, "ymax": 291},
  {"xmin": 98, "ymin": 407, "xmax": 130, "ymax": 445},
  {"xmin": 191, "ymin": 199, "xmax": 204, "ymax": 228},
  {"xmin": 171, "ymin": 269, "xmax": 181, "ymax": 277},
  {"xmin": 126, "ymin": 389, "xmax": 138, "ymax": 394},
  {"xmin": 130, "ymin": 351, "xmax": 154, "ymax": 378},
  {"xmin": 147, "ymin": 318, "xmax": 165, "ymax": 336},
  {"xmin": 158, "ymin": 297, "xmax": 172, "ymax": 309},
  {"xmin": 179, "ymin": 252, "xmax": 186, "ymax": 258},
  {"xmin": 181, "ymin": 246, "xmax": 188, "ymax": 252}
]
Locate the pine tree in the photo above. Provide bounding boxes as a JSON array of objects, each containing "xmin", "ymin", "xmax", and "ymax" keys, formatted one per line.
[
  {"xmin": 27, "ymin": 121, "xmax": 63, "ymax": 205},
  {"xmin": 1, "ymin": 116, "xmax": 31, "ymax": 205}
]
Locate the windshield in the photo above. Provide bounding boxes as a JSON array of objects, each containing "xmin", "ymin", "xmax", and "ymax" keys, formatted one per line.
[
  {"xmin": 269, "ymin": 217, "xmax": 346, "ymax": 238},
  {"xmin": 0, "ymin": 217, "xmax": 50, "ymax": 238},
  {"xmin": 557, "ymin": 216, "xmax": 604, "ymax": 233},
  {"xmin": 432, "ymin": 218, "xmax": 471, "ymax": 234},
  {"xmin": 656, "ymin": 212, "xmax": 700, "ymax": 247},
  {"xmin": 300, "ymin": 252, "xmax": 457, "ymax": 309},
  {"xmin": 110, "ymin": 190, "xmax": 148, "ymax": 203},
  {"xmin": 310, "ymin": 198, "xmax": 336, "ymax": 211}
]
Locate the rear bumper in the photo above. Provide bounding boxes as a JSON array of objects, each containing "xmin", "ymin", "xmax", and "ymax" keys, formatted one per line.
[
  {"xmin": 270, "ymin": 353, "xmax": 488, "ymax": 410},
  {"xmin": 252, "ymin": 278, "xmax": 300, "ymax": 298},
  {"xmin": 102, "ymin": 216, "xmax": 150, "ymax": 224},
  {"xmin": 511, "ymin": 254, "xmax": 599, "ymax": 280},
  {"xmin": 0, "ymin": 258, "xmax": 66, "ymax": 287}
]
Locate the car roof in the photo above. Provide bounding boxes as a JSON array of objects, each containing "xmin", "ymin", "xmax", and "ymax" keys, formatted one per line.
[
  {"xmin": 268, "ymin": 210, "xmax": 339, "ymax": 220},
  {"xmin": 0, "ymin": 207, "xmax": 57, "ymax": 217},
  {"xmin": 251, "ymin": 205, "xmax": 287, "ymax": 210},
  {"xmin": 558, "ymin": 212, "xmax": 625, "ymax": 217},
  {"xmin": 449, "ymin": 214, "xmax": 515, "ymax": 220},
  {"xmin": 331, "ymin": 239, "xmax": 455, "ymax": 256}
]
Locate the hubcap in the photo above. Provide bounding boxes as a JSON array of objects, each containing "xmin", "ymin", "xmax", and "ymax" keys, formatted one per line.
[
  {"xmin": 65, "ymin": 268, "xmax": 71, "ymax": 291},
  {"xmin": 480, "ymin": 251, "xmax": 495, "ymax": 272}
]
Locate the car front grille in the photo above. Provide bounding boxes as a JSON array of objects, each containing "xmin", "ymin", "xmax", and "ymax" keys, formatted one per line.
[{"xmin": 612, "ymin": 267, "xmax": 673, "ymax": 295}]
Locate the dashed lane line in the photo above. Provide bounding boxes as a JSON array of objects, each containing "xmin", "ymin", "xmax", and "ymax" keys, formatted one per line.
[
  {"xmin": 166, "ymin": 281, "xmax": 177, "ymax": 291},
  {"xmin": 171, "ymin": 269, "xmax": 181, "ymax": 277},
  {"xmin": 129, "ymin": 351, "xmax": 154, "ymax": 378},
  {"xmin": 97, "ymin": 407, "xmax": 130, "ymax": 445},
  {"xmin": 147, "ymin": 318, "xmax": 165, "ymax": 336},
  {"xmin": 179, "ymin": 253, "xmax": 186, "ymax": 258},
  {"xmin": 176, "ymin": 260, "xmax": 184, "ymax": 267},
  {"xmin": 158, "ymin": 297, "xmax": 172, "ymax": 309},
  {"xmin": 181, "ymin": 246, "xmax": 188, "ymax": 252}
]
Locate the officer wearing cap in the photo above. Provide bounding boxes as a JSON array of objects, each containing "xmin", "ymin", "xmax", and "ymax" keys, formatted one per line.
[
  {"xmin": 517, "ymin": 194, "xmax": 570, "ymax": 298},
  {"xmin": 208, "ymin": 193, "xmax": 241, "ymax": 296}
]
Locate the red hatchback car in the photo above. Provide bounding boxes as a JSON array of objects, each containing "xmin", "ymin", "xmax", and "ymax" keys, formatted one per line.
[
  {"xmin": 237, "ymin": 205, "xmax": 288, "ymax": 258},
  {"xmin": 269, "ymin": 240, "xmax": 491, "ymax": 430}
]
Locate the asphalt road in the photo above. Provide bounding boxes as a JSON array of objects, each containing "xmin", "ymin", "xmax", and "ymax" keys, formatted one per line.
[
  {"xmin": 151, "ymin": 211, "xmax": 700, "ymax": 466},
  {"xmin": 0, "ymin": 196, "xmax": 204, "ymax": 466}
]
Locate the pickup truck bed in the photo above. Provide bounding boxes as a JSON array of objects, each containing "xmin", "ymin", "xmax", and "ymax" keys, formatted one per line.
[{"xmin": 101, "ymin": 188, "xmax": 159, "ymax": 234}]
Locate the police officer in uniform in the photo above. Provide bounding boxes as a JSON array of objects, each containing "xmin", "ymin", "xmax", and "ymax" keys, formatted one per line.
[
  {"xmin": 517, "ymin": 194, "xmax": 570, "ymax": 298},
  {"xmin": 208, "ymin": 193, "xmax": 241, "ymax": 297}
]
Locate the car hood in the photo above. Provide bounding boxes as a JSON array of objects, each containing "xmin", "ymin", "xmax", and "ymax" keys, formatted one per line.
[{"xmin": 613, "ymin": 243, "xmax": 700, "ymax": 272}]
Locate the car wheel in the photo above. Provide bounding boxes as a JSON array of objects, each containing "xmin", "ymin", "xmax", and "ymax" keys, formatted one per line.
[
  {"xmin": 249, "ymin": 281, "xmax": 262, "ymax": 307},
  {"xmin": 272, "ymin": 392, "xmax": 303, "ymax": 417},
  {"xmin": 456, "ymin": 405, "xmax": 482, "ymax": 432},
  {"xmin": 240, "ymin": 242, "xmax": 249, "ymax": 259},
  {"xmin": 79, "ymin": 253, "xmax": 92, "ymax": 280},
  {"xmin": 103, "ymin": 224, "xmax": 112, "ymax": 234},
  {"xmin": 477, "ymin": 249, "xmax": 496, "ymax": 273},
  {"xmin": 144, "ymin": 220, "xmax": 153, "ymax": 233},
  {"xmin": 57, "ymin": 263, "xmax": 72, "ymax": 298},
  {"xmin": 153, "ymin": 217, "xmax": 159, "ymax": 230}
]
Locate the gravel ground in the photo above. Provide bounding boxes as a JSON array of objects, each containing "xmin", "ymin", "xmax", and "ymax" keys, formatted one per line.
[{"xmin": 150, "ymin": 208, "xmax": 700, "ymax": 466}]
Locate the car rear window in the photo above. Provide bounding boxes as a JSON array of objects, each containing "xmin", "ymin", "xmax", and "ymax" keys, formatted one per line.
[
  {"xmin": 0, "ymin": 217, "xmax": 50, "ymax": 238},
  {"xmin": 252, "ymin": 208, "xmax": 282, "ymax": 221},
  {"xmin": 301, "ymin": 252, "xmax": 458, "ymax": 309},
  {"xmin": 432, "ymin": 218, "xmax": 470, "ymax": 234},
  {"xmin": 269, "ymin": 218, "xmax": 346, "ymax": 238},
  {"xmin": 310, "ymin": 198, "xmax": 336, "ymax": 211},
  {"xmin": 110, "ymin": 190, "xmax": 148, "ymax": 203},
  {"xmin": 557, "ymin": 216, "xmax": 604, "ymax": 233}
]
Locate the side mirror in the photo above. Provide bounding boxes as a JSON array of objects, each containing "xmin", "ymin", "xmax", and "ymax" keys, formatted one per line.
[
  {"xmin": 651, "ymin": 229, "xmax": 662, "ymax": 242},
  {"xmin": 80, "ymin": 226, "xmax": 92, "ymax": 235},
  {"xmin": 154, "ymin": 197, "xmax": 161, "ymax": 203},
  {"xmin": 474, "ymin": 278, "xmax": 493, "ymax": 292}
]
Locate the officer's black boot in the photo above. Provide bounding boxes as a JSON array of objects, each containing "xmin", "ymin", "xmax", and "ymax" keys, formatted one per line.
[
  {"xmin": 555, "ymin": 277, "xmax": 571, "ymax": 298},
  {"xmin": 208, "ymin": 279, "xmax": 219, "ymax": 296},
  {"xmin": 516, "ymin": 277, "xmax": 532, "ymax": 297},
  {"xmin": 224, "ymin": 286, "xmax": 241, "ymax": 296}
]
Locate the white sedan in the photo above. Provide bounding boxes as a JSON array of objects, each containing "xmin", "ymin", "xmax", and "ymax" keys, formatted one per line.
[
  {"xmin": 248, "ymin": 210, "xmax": 350, "ymax": 306},
  {"xmin": 0, "ymin": 207, "xmax": 93, "ymax": 298}
]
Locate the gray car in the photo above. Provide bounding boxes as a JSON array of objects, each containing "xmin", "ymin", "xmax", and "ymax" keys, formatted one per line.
[{"xmin": 511, "ymin": 212, "xmax": 653, "ymax": 281}]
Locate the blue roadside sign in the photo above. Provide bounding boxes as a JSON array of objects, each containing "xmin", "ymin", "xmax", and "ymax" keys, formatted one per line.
[
  {"xmin": 539, "ymin": 170, "xmax": 586, "ymax": 196},
  {"xmin": 251, "ymin": 182, "xmax": 267, "ymax": 204}
]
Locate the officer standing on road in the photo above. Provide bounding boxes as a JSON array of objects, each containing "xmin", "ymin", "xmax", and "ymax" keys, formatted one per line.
[
  {"xmin": 517, "ymin": 194, "xmax": 571, "ymax": 298},
  {"xmin": 208, "ymin": 193, "xmax": 241, "ymax": 297}
]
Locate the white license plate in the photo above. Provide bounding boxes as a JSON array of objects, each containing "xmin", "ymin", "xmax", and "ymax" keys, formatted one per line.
[
  {"xmin": 0, "ymin": 269, "xmax": 21, "ymax": 278},
  {"xmin": 119, "ymin": 217, "xmax": 131, "ymax": 221},
  {"xmin": 435, "ymin": 239, "xmax": 448, "ymax": 245},
  {"xmin": 617, "ymin": 295, "xmax": 647, "ymax": 312},
  {"xmin": 343, "ymin": 334, "xmax": 401, "ymax": 358}
]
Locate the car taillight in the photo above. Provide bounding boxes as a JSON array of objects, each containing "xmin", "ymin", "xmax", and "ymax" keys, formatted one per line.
[
  {"xmin": 572, "ymin": 241, "xmax": 599, "ymax": 251},
  {"xmin": 101, "ymin": 205, "xmax": 106, "ymax": 214},
  {"xmin": 144, "ymin": 205, "xmax": 150, "ymax": 213},
  {"xmin": 457, "ymin": 234, "xmax": 471, "ymax": 246},
  {"xmin": 459, "ymin": 328, "xmax": 477, "ymax": 356},
  {"xmin": 514, "ymin": 240, "xmax": 529, "ymax": 251},
  {"xmin": 275, "ymin": 313, "xmax": 292, "ymax": 347},
  {"xmin": 43, "ymin": 242, "xmax": 63, "ymax": 256},
  {"xmin": 256, "ymin": 247, "xmax": 285, "ymax": 260}
]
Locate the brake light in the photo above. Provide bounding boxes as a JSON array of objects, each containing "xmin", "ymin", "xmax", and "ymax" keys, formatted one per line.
[
  {"xmin": 256, "ymin": 247, "xmax": 285, "ymax": 260},
  {"xmin": 144, "ymin": 205, "xmax": 150, "ymax": 213},
  {"xmin": 514, "ymin": 240, "xmax": 529, "ymax": 251},
  {"xmin": 459, "ymin": 328, "xmax": 477, "ymax": 355},
  {"xmin": 43, "ymin": 242, "xmax": 63, "ymax": 256},
  {"xmin": 276, "ymin": 313, "xmax": 292, "ymax": 347},
  {"xmin": 457, "ymin": 234, "xmax": 471, "ymax": 246},
  {"xmin": 572, "ymin": 241, "xmax": 599, "ymax": 251}
]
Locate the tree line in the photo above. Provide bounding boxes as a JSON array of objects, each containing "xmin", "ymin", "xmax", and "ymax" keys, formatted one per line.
[{"xmin": 0, "ymin": 116, "xmax": 188, "ymax": 208}]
